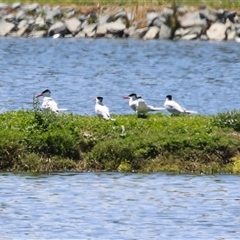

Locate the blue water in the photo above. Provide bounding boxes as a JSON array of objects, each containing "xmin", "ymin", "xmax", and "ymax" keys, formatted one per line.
[
  {"xmin": 1, "ymin": 38, "xmax": 240, "ymax": 239},
  {"xmin": 0, "ymin": 172, "xmax": 240, "ymax": 239},
  {"xmin": 0, "ymin": 37, "xmax": 239, "ymax": 115}
]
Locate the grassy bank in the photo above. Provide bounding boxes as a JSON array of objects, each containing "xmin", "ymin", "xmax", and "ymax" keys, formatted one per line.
[
  {"xmin": 1, "ymin": 0, "xmax": 240, "ymax": 9},
  {"xmin": 1, "ymin": 110, "xmax": 240, "ymax": 174}
]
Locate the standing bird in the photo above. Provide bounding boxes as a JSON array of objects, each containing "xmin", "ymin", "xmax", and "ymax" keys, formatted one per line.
[
  {"xmin": 123, "ymin": 93, "xmax": 138, "ymax": 112},
  {"xmin": 95, "ymin": 96, "xmax": 115, "ymax": 120},
  {"xmin": 36, "ymin": 89, "xmax": 67, "ymax": 113},
  {"xmin": 123, "ymin": 93, "xmax": 165, "ymax": 115},
  {"xmin": 164, "ymin": 95, "xmax": 197, "ymax": 114}
]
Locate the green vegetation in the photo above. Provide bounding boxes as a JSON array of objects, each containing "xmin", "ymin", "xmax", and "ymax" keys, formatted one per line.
[
  {"xmin": 1, "ymin": 0, "xmax": 240, "ymax": 9},
  {"xmin": 1, "ymin": 109, "xmax": 240, "ymax": 174}
]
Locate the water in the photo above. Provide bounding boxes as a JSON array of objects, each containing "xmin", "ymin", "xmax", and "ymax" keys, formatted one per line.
[
  {"xmin": 0, "ymin": 172, "xmax": 239, "ymax": 239},
  {"xmin": 0, "ymin": 37, "xmax": 239, "ymax": 115}
]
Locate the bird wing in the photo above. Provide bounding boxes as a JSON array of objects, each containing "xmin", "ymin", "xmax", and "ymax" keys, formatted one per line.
[
  {"xmin": 129, "ymin": 99, "xmax": 138, "ymax": 112},
  {"xmin": 137, "ymin": 100, "xmax": 148, "ymax": 114},
  {"xmin": 164, "ymin": 100, "xmax": 185, "ymax": 113},
  {"xmin": 42, "ymin": 97, "xmax": 59, "ymax": 113},
  {"xmin": 95, "ymin": 104, "xmax": 111, "ymax": 120}
]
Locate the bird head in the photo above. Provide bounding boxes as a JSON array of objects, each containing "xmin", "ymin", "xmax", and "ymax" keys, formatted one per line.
[{"xmin": 36, "ymin": 89, "xmax": 51, "ymax": 98}]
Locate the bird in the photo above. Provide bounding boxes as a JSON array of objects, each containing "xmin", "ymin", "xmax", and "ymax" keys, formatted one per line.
[
  {"xmin": 123, "ymin": 93, "xmax": 138, "ymax": 112},
  {"xmin": 123, "ymin": 93, "xmax": 165, "ymax": 115},
  {"xmin": 95, "ymin": 96, "xmax": 115, "ymax": 120},
  {"xmin": 164, "ymin": 95, "xmax": 197, "ymax": 114},
  {"xmin": 35, "ymin": 89, "xmax": 67, "ymax": 113}
]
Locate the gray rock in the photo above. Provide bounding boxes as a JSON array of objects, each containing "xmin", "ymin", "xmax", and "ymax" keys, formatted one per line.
[
  {"xmin": 162, "ymin": 7, "xmax": 174, "ymax": 17},
  {"xmin": 65, "ymin": 9, "xmax": 75, "ymax": 19},
  {"xmin": 0, "ymin": 21, "xmax": 15, "ymax": 36},
  {"xmin": 46, "ymin": 7, "xmax": 63, "ymax": 21},
  {"xmin": 227, "ymin": 29, "xmax": 236, "ymax": 40},
  {"xmin": 12, "ymin": 3, "xmax": 22, "ymax": 9},
  {"xmin": 18, "ymin": 19, "xmax": 28, "ymax": 29},
  {"xmin": 86, "ymin": 31, "xmax": 96, "ymax": 38},
  {"xmin": 96, "ymin": 23, "xmax": 107, "ymax": 36},
  {"xmin": 179, "ymin": 11, "xmax": 207, "ymax": 28},
  {"xmin": 106, "ymin": 21, "xmax": 126, "ymax": 34},
  {"xmin": 24, "ymin": 3, "xmax": 40, "ymax": 12},
  {"xmin": 147, "ymin": 12, "xmax": 159, "ymax": 26},
  {"xmin": 4, "ymin": 14, "xmax": 15, "ymax": 23},
  {"xmin": 105, "ymin": 33, "xmax": 114, "ymax": 39},
  {"xmin": 75, "ymin": 31, "xmax": 85, "ymax": 38},
  {"xmin": 64, "ymin": 34, "xmax": 73, "ymax": 38},
  {"xmin": 181, "ymin": 33, "xmax": 198, "ymax": 40},
  {"xmin": 131, "ymin": 27, "xmax": 148, "ymax": 39},
  {"xmin": 124, "ymin": 25, "xmax": 136, "ymax": 37},
  {"xmin": 42, "ymin": 5, "xmax": 51, "ymax": 13},
  {"xmin": 200, "ymin": 34, "xmax": 209, "ymax": 41},
  {"xmin": 82, "ymin": 23, "xmax": 97, "ymax": 34},
  {"xmin": 206, "ymin": 22, "xmax": 227, "ymax": 40},
  {"xmin": 16, "ymin": 10, "xmax": 26, "ymax": 21},
  {"xmin": 98, "ymin": 15, "xmax": 113, "ymax": 25},
  {"xmin": 35, "ymin": 16, "xmax": 46, "ymax": 28},
  {"xmin": 175, "ymin": 26, "xmax": 202, "ymax": 37},
  {"xmin": 17, "ymin": 25, "xmax": 29, "ymax": 37},
  {"xmin": 113, "ymin": 9, "xmax": 127, "ymax": 21},
  {"xmin": 237, "ymin": 28, "xmax": 240, "ymax": 37},
  {"xmin": 199, "ymin": 9, "xmax": 218, "ymax": 22},
  {"xmin": 143, "ymin": 26, "xmax": 159, "ymax": 40},
  {"xmin": 65, "ymin": 18, "xmax": 81, "ymax": 35},
  {"xmin": 152, "ymin": 15, "xmax": 166, "ymax": 28},
  {"xmin": 48, "ymin": 21, "xmax": 68, "ymax": 36},
  {"xmin": 79, "ymin": 14, "xmax": 88, "ymax": 23},
  {"xmin": 30, "ymin": 30, "xmax": 47, "ymax": 38},
  {"xmin": 0, "ymin": 3, "xmax": 9, "ymax": 10},
  {"xmin": 159, "ymin": 24, "xmax": 172, "ymax": 39},
  {"xmin": 177, "ymin": 6, "xmax": 188, "ymax": 15}
]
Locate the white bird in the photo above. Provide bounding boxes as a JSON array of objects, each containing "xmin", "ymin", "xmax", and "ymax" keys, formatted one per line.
[
  {"xmin": 36, "ymin": 89, "xmax": 67, "ymax": 113},
  {"xmin": 123, "ymin": 93, "xmax": 165, "ymax": 115},
  {"xmin": 164, "ymin": 95, "xmax": 197, "ymax": 114},
  {"xmin": 123, "ymin": 93, "xmax": 138, "ymax": 112},
  {"xmin": 95, "ymin": 96, "xmax": 115, "ymax": 120}
]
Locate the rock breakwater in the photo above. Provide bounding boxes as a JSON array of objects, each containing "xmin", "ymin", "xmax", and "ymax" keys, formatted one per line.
[{"xmin": 0, "ymin": 2, "xmax": 240, "ymax": 41}]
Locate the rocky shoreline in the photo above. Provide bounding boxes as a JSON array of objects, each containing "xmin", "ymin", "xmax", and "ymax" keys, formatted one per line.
[{"xmin": 0, "ymin": 2, "xmax": 240, "ymax": 41}]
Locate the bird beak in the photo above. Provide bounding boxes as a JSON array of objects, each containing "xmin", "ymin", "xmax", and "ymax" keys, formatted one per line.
[
  {"xmin": 123, "ymin": 96, "xmax": 129, "ymax": 99},
  {"xmin": 36, "ymin": 93, "xmax": 42, "ymax": 98}
]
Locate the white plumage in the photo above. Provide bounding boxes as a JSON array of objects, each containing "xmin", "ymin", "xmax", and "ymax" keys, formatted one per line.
[
  {"xmin": 164, "ymin": 95, "xmax": 197, "ymax": 114},
  {"xmin": 124, "ymin": 93, "xmax": 165, "ymax": 115},
  {"xmin": 36, "ymin": 89, "xmax": 67, "ymax": 113},
  {"xmin": 95, "ymin": 97, "xmax": 114, "ymax": 120}
]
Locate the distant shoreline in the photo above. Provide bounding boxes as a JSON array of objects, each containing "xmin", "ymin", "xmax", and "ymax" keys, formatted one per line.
[{"xmin": 0, "ymin": 2, "xmax": 239, "ymax": 41}]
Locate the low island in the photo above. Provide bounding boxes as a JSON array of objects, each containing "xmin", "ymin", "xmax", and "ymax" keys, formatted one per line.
[{"xmin": 1, "ymin": 109, "xmax": 240, "ymax": 173}]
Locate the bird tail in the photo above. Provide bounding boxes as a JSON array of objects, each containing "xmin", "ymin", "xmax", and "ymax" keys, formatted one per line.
[
  {"xmin": 185, "ymin": 110, "xmax": 198, "ymax": 114},
  {"xmin": 147, "ymin": 105, "xmax": 165, "ymax": 111}
]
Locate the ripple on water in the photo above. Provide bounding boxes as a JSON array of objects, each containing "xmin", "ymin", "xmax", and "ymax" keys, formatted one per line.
[
  {"xmin": 0, "ymin": 38, "xmax": 240, "ymax": 114},
  {"xmin": 0, "ymin": 172, "xmax": 240, "ymax": 239}
]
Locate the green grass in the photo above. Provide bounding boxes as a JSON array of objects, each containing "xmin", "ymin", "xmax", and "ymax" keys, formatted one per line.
[
  {"xmin": 1, "ymin": 0, "xmax": 240, "ymax": 9},
  {"xmin": 1, "ymin": 110, "xmax": 240, "ymax": 174}
]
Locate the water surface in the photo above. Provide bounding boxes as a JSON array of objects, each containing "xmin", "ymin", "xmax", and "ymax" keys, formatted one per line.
[
  {"xmin": 0, "ymin": 38, "xmax": 239, "ymax": 115},
  {"xmin": 1, "ymin": 172, "xmax": 240, "ymax": 239}
]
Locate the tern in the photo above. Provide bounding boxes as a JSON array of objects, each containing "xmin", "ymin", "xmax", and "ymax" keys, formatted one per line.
[
  {"xmin": 95, "ymin": 96, "xmax": 115, "ymax": 120},
  {"xmin": 164, "ymin": 95, "xmax": 197, "ymax": 114},
  {"xmin": 123, "ymin": 93, "xmax": 165, "ymax": 115},
  {"xmin": 36, "ymin": 89, "xmax": 67, "ymax": 113}
]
